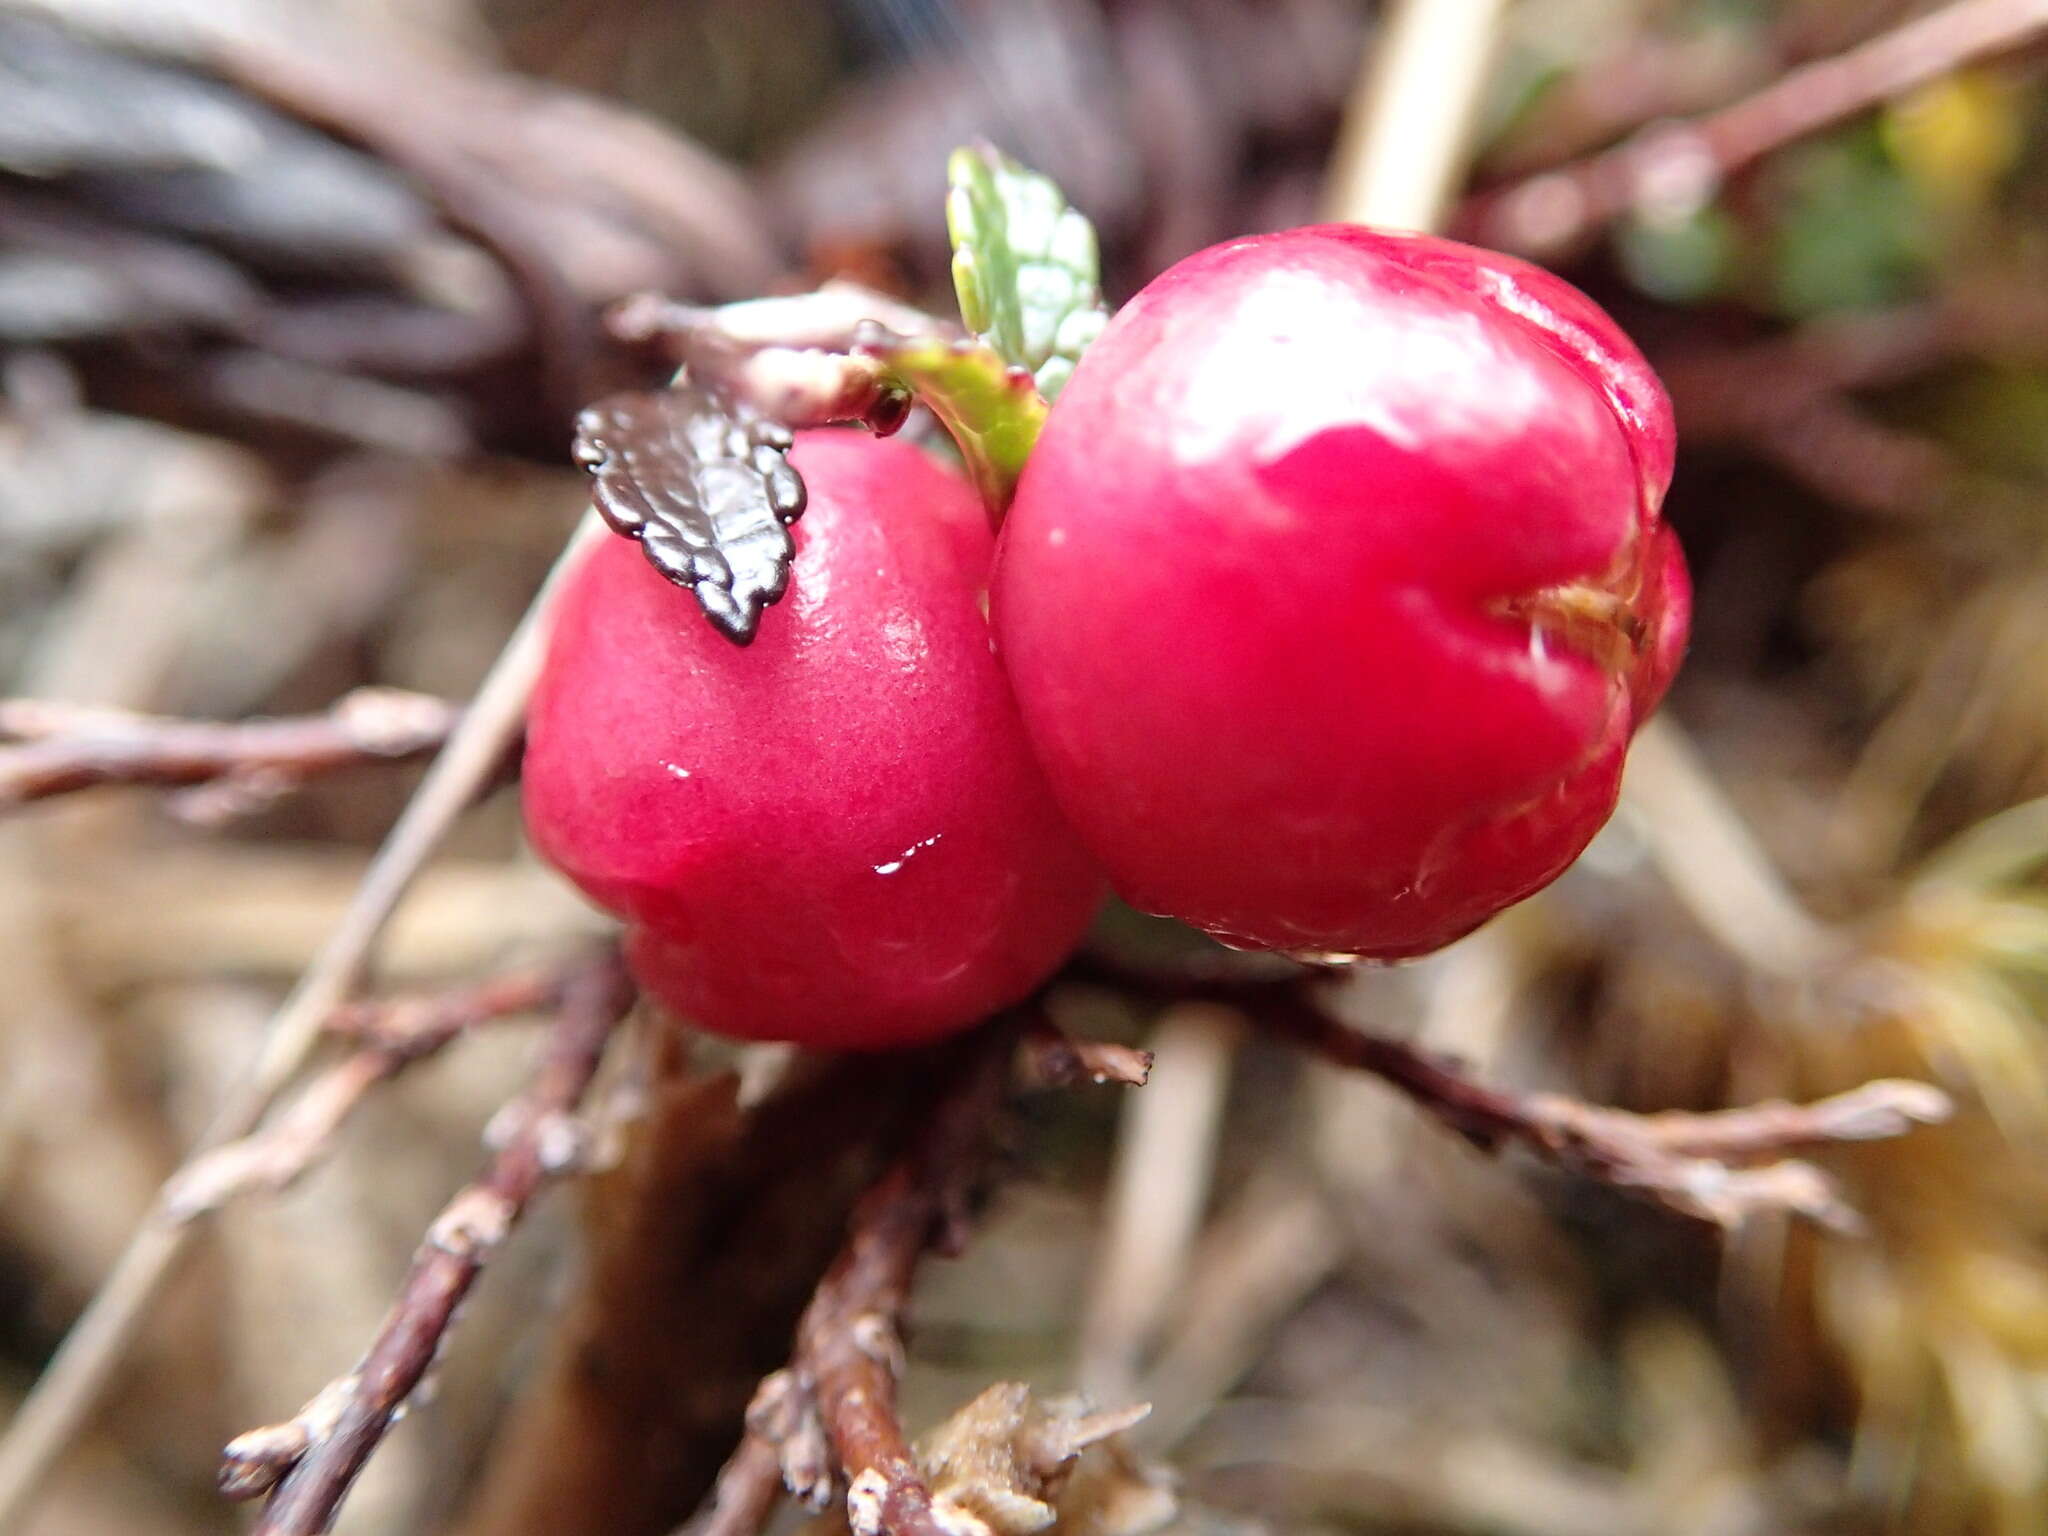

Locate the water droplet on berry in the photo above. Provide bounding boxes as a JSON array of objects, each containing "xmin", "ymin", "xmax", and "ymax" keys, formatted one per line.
[
  {"xmin": 1278, "ymin": 947, "xmax": 1366, "ymax": 968},
  {"xmin": 873, "ymin": 832, "xmax": 944, "ymax": 876}
]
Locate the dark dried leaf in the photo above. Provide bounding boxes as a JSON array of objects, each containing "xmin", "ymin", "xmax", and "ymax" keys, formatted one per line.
[{"xmin": 573, "ymin": 382, "xmax": 806, "ymax": 644}]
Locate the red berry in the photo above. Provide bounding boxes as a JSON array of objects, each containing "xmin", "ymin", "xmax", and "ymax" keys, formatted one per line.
[
  {"xmin": 524, "ymin": 430, "xmax": 1103, "ymax": 1047},
  {"xmin": 991, "ymin": 226, "xmax": 1689, "ymax": 960}
]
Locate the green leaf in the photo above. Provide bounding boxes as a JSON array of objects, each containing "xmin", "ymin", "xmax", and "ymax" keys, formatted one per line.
[
  {"xmin": 864, "ymin": 332, "xmax": 1046, "ymax": 514},
  {"xmin": 946, "ymin": 142, "xmax": 1108, "ymax": 400}
]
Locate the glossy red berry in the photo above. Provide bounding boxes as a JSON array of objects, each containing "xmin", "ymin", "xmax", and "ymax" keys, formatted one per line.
[
  {"xmin": 991, "ymin": 225, "xmax": 1689, "ymax": 960},
  {"xmin": 524, "ymin": 430, "xmax": 1103, "ymax": 1047}
]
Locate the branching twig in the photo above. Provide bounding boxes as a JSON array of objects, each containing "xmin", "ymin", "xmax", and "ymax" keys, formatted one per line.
[
  {"xmin": 222, "ymin": 951, "xmax": 635, "ymax": 1533},
  {"xmin": 1268, "ymin": 991, "xmax": 1951, "ymax": 1232},
  {"xmin": 1075, "ymin": 946, "xmax": 1950, "ymax": 1231},
  {"xmin": 1469, "ymin": 0, "xmax": 2048, "ymax": 255},
  {"xmin": 0, "ymin": 688, "xmax": 456, "ymax": 814},
  {"xmin": 165, "ymin": 956, "xmax": 606, "ymax": 1219}
]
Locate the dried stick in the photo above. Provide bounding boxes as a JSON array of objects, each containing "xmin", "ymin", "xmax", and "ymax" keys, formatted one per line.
[
  {"xmin": 1268, "ymin": 992, "xmax": 1951, "ymax": 1232},
  {"xmin": 685, "ymin": 1432, "xmax": 789, "ymax": 1536},
  {"xmin": 694, "ymin": 1024, "xmax": 1019, "ymax": 1536},
  {"xmin": 1322, "ymin": 0, "xmax": 1508, "ymax": 229},
  {"xmin": 1471, "ymin": 0, "xmax": 2048, "ymax": 255},
  {"xmin": 0, "ymin": 510, "xmax": 606, "ymax": 1534},
  {"xmin": 1621, "ymin": 717, "xmax": 1842, "ymax": 980},
  {"xmin": 165, "ymin": 956, "xmax": 603, "ymax": 1218},
  {"xmin": 222, "ymin": 952, "xmax": 635, "ymax": 1530}
]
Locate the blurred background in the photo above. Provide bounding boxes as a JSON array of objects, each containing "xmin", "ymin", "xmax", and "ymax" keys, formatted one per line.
[{"xmin": 5, "ymin": 0, "xmax": 2048, "ymax": 1532}]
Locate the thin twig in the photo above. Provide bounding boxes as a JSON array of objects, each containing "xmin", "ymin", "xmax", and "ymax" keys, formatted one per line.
[
  {"xmin": 1469, "ymin": 0, "xmax": 2048, "ymax": 255},
  {"xmin": 223, "ymin": 952, "xmax": 635, "ymax": 1531},
  {"xmin": 165, "ymin": 956, "xmax": 605, "ymax": 1219},
  {"xmin": 1016, "ymin": 1016, "xmax": 1153, "ymax": 1090},
  {"xmin": 0, "ymin": 688, "xmax": 456, "ymax": 811},
  {"xmin": 1071, "ymin": 950, "xmax": 1950, "ymax": 1231},
  {"xmin": 675, "ymin": 1016, "xmax": 1154, "ymax": 1536},
  {"xmin": 1268, "ymin": 991, "xmax": 1951, "ymax": 1233},
  {"xmin": 0, "ymin": 510, "xmax": 607, "ymax": 1534},
  {"xmin": 1564, "ymin": 1078, "xmax": 1957, "ymax": 1160},
  {"xmin": 683, "ymin": 1432, "xmax": 788, "ymax": 1536}
]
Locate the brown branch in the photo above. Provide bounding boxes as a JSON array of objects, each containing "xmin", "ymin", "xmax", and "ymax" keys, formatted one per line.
[
  {"xmin": 0, "ymin": 687, "xmax": 456, "ymax": 812},
  {"xmin": 165, "ymin": 956, "xmax": 604, "ymax": 1219},
  {"xmin": 803, "ymin": 1027, "xmax": 1015, "ymax": 1536},
  {"xmin": 688, "ymin": 1022, "xmax": 1021, "ymax": 1536},
  {"xmin": 1268, "ymin": 992, "xmax": 1950, "ymax": 1232},
  {"xmin": 222, "ymin": 951, "xmax": 635, "ymax": 1533},
  {"xmin": 458, "ymin": 1049, "xmax": 942, "ymax": 1536},
  {"xmin": 1467, "ymin": 0, "xmax": 2048, "ymax": 255}
]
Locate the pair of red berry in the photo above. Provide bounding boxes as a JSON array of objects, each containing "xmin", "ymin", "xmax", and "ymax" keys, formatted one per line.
[{"xmin": 523, "ymin": 225, "xmax": 1690, "ymax": 1048}]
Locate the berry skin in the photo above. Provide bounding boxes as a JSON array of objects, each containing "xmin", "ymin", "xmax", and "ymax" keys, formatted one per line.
[
  {"xmin": 524, "ymin": 430, "xmax": 1103, "ymax": 1048},
  {"xmin": 991, "ymin": 225, "xmax": 1689, "ymax": 960}
]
